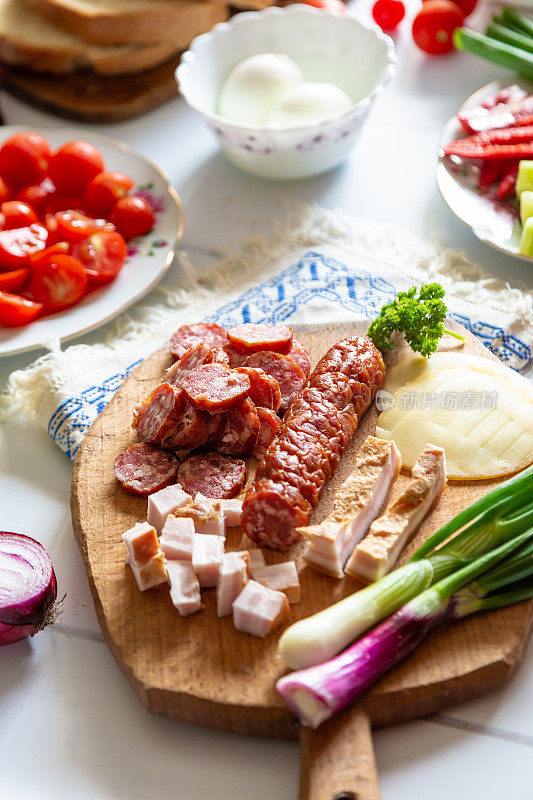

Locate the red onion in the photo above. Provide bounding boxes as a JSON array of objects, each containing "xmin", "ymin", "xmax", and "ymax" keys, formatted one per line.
[{"xmin": 0, "ymin": 532, "xmax": 59, "ymax": 646}]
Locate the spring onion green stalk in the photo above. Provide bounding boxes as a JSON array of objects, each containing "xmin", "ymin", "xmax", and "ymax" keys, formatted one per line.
[
  {"xmin": 487, "ymin": 22, "xmax": 533, "ymax": 55},
  {"xmin": 467, "ymin": 535, "xmax": 533, "ymax": 597},
  {"xmin": 278, "ymin": 466, "xmax": 533, "ymax": 670},
  {"xmin": 492, "ymin": 15, "xmax": 531, "ymax": 38},
  {"xmin": 277, "ymin": 529, "xmax": 533, "ymax": 728},
  {"xmin": 501, "ymin": 7, "xmax": 533, "ymax": 40},
  {"xmin": 453, "ymin": 28, "xmax": 533, "ymax": 80}
]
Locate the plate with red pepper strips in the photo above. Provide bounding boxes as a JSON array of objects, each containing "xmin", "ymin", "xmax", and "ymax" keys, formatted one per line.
[
  {"xmin": 437, "ymin": 78, "xmax": 533, "ymax": 260},
  {"xmin": 0, "ymin": 127, "xmax": 184, "ymax": 357}
]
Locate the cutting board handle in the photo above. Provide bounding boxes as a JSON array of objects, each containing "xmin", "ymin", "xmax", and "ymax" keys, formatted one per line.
[{"xmin": 299, "ymin": 705, "xmax": 381, "ymax": 800}]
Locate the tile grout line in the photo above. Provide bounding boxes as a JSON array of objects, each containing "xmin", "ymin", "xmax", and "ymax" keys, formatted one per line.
[{"xmin": 428, "ymin": 712, "xmax": 533, "ymax": 748}]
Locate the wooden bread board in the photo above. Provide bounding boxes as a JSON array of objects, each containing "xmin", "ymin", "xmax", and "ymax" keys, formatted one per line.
[{"xmin": 71, "ymin": 320, "xmax": 533, "ymax": 798}]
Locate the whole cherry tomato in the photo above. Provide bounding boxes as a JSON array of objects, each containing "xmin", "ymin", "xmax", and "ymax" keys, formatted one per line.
[
  {"xmin": 72, "ymin": 230, "xmax": 128, "ymax": 286},
  {"xmin": 0, "ymin": 291, "xmax": 43, "ymax": 327},
  {"xmin": 49, "ymin": 140, "xmax": 104, "ymax": 196},
  {"xmin": 0, "ymin": 224, "xmax": 48, "ymax": 271},
  {"xmin": 300, "ymin": 0, "xmax": 347, "ymax": 12},
  {"xmin": 54, "ymin": 210, "xmax": 114, "ymax": 245},
  {"xmin": 0, "ymin": 267, "xmax": 31, "ymax": 292},
  {"xmin": 30, "ymin": 253, "xmax": 88, "ymax": 312},
  {"xmin": 372, "ymin": 0, "xmax": 405, "ymax": 30},
  {"xmin": 423, "ymin": 0, "xmax": 476, "ymax": 16},
  {"xmin": 1, "ymin": 201, "xmax": 39, "ymax": 230},
  {"xmin": 85, "ymin": 171, "xmax": 135, "ymax": 215},
  {"xmin": 0, "ymin": 133, "xmax": 52, "ymax": 188},
  {"xmin": 412, "ymin": 0, "xmax": 464, "ymax": 54},
  {"xmin": 16, "ymin": 178, "xmax": 56, "ymax": 213},
  {"xmin": 110, "ymin": 196, "xmax": 154, "ymax": 240}
]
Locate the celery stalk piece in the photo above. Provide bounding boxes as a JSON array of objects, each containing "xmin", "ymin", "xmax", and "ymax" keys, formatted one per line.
[
  {"xmin": 520, "ymin": 217, "xmax": 533, "ymax": 256},
  {"xmin": 516, "ymin": 160, "xmax": 533, "ymax": 197},
  {"xmin": 453, "ymin": 28, "xmax": 533, "ymax": 80},
  {"xmin": 520, "ymin": 191, "xmax": 533, "ymax": 224},
  {"xmin": 277, "ymin": 529, "xmax": 533, "ymax": 728}
]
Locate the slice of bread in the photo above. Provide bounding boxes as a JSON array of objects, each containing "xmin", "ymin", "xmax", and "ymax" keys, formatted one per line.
[{"xmin": 28, "ymin": 0, "xmax": 230, "ymax": 46}]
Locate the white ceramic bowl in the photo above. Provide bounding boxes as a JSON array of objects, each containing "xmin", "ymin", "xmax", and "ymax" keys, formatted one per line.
[{"xmin": 176, "ymin": 6, "xmax": 396, "ymax": 180}]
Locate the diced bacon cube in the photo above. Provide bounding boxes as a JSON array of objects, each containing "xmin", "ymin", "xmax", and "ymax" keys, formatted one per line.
[
  {"xmin": 122, "ymin": 521, "xmax": 159, "ymax": 566},
  {"xmin": 167, "ymin": 561, "xmax": 202, "ymax": 616},
  {"xmin": 251, "ymin": 561, "xmax": 300, "ymax": 604},
  {"xmin": 192, "ymin": 535, "xmax": 225, "ymax": 587},
  {"xmin": 233, "ymin": 580, "xmax": 289, "ymax": 638},
  {"xmin": 216, "ymin": 552, "xmax": 250, "ymax": 617},
  {"xmin": 248, "ymin": 549, "xmax": 266, "ymax": 569},
  {"xmin": 194, "ymin": 492, "xmax": 217, "ymax": 514},
  {"xmin": 130, "ymin": 552, "xmax": 168, "ymax": 591},
  {"xmin": 160, "ymin": 515, "xmax": 196, "ymax": 560},
  {"xmin": 147, "ymin": 483, "xmax": 193, "ymax": 534},
  {"xmin": 216, "ymin": 498, "xmax": 243, "ymax": 528},
  {"xmin": 174, "ymin": 505, "xmax": 226, "ymax": 537}
]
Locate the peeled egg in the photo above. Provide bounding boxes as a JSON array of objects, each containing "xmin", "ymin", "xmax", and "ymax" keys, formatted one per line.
[
  {"xmin": 268, "ymin": 82, "xmax": 353, "ymax": 127},
  {"xmin": 218, "ymin": 53, "xmax": 303, "ymax": 126}
]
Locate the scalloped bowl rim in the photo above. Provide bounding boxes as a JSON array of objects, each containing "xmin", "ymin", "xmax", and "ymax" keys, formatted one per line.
[{"xmin": 176, "ymin": 5, "xmax": 396, "ymax": 135}]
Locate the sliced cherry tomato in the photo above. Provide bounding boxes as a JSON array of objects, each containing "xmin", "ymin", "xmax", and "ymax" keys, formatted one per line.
[
  {"xmin": 16, "ymin": 178, "xmax": 55, "ymax": 213},
  {"xmin": 85, "ymin": 171, "xmax": 135, "ymax": 215},
  {"xmin": 0, "ymin": 224, "xmax": 48, "ymax": 271},
  {"xmin": 1, "ymin": 201, "xmax": 39, "ymax": 229},
  {"xmin": 49, "ymin": 140, "xmax": 104, "ymax": 196},
  {"xmin": 0, "ymin": 291, "xmax": 43, "ymax": 326},
  {"xmin": 54, "ymin": 210, "xmax": 114, "ymax": 245},
  {"xmin": 0, "ymin": 133, "xmax": 52, "ymax": 188},
  {"xmin": 373, "ymin": 0, "xmax": 405, "ymax": 30},
  {"xmin": 0, "ymin": 267, "xmax": 30, "ymax": 292},
  {"xmin": 42, "ymin": 195, "xmax": 84, "ymax": 217},
  {"xmin": 300, "ymin": 0, "xmax": 347, "ymax": 11},
  {"xmin": 109, "ymin": 196, "xmax": 154, "ymax": 240},
  {"xmin": 30, "ymin": 253, "xmax": 88, "ymax": 312},
  {"xmin": 29, "ymin": 241, "xmax": 70, "ymax": 267},
  {"xmin": 423, "ymin": 0, "xmax": 476, "ymax": 16},
  {"xmin": 72, "ymin": 231, "xmax": 127, "ymax": 286},
  {"xmin": 0, "ymin": 175, "xmax": 11, "ymax": 205},
  {"xmin": 412, "ymin": 0, "xmax": 464, "ymax": 54}
]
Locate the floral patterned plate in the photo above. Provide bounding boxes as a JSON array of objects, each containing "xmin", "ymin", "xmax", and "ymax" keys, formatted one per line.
[
  {"xmin": 0, "ymin": 127, "xmax": 184, "ymax": 357},
  {"xmin": 436, "ymin": 78, "xmax": 532, "ymax": 262}
]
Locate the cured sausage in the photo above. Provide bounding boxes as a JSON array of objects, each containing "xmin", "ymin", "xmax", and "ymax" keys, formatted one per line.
[
  {"xmin": 165, "ymin": 342, "xmax": 222, "ymax": 387},
  {"xmin": 169, "ymin": 322, "xmax": 229, "ymax": 360},
  {"xmin": 241, "ymin": 336, "xmax": 384, "ymax": 550},
  {"xmin": 213, "ymin": 397, "xmax": 260, "ymax": 456},
  {"xmin": 253, "ymin": 407, "xmax": 282, "ymax": 460},
  {"xmin": 236, "ymin": 366, "xmax": 281, "ymax": 411},
  {"xmin": 114, "ymin": 443, "xmax": 178, "ymax": 496},
  {"xmin": 177, "ymin": 452, "xmax": 246, "ymax": 499},
  {"xmin": 132, "ymin": 383, "xmax": 185, "ymax": 443},
  {"xmin": 227, "ymin": 323, "xmax": 293, "ymax": 354},
  {"xmin": 287, "ymin": 338, "xmax": 311, "ymax": 378},
  {"xmin": 246, "ymin": 351, "xmax": 306, "ymax": 413},
  {"xmin": 161, "ymin": 402, "xmax": 210, "ymax": 451},
  {"xmin": 182, "ymin": 363, "xmax": 251, "ymax": 412}
]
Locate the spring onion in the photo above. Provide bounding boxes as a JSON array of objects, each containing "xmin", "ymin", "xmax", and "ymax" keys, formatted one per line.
[
  {"xmin": 501, "ymin": 7, "xmax": 533, "ymax": 40},
  {"xmin": 492, "ymin": 15, "xmax": 530, "ymax": 38},
  {"xmin": 277, "ymin": 529, "xmax": 533, "ymax": 728},
  {"xmin": 487, "ymin": 22, "xmax": 533, "ymax": 55},
  {"xmin": 454, "ymin": 28, "xmax": 533, "ymax": 80},
  {"xmin": 278, "ymin": 465, "xmax": 533, "ymax": 670}
]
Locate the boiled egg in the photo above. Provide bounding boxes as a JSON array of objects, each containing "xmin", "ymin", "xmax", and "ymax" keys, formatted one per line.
[
  {"xmin": 218, "ymin": 53, "xmax": 303, "ymax": 125},
  {"xmin": 268, "ymin": 82, "xmax": 353, "ymax": 127}
]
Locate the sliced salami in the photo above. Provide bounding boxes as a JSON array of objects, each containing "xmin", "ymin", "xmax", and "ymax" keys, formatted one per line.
[
  {"xmin": 308, "ymin": 372, "xmax": 354, "ymax": 409},
  {"xmin": 132, "ymin": 383, "xmax": 185, "ymax": 443},
  {"xmin": 177, "ymin": 452, "xmax": 246, "ymax": 499},
  {"xmin": 227, "ymin": 323, "xmax": 292, "ymax": 354},
  {"xmin": 236, "ymin": 366, "xmax": 281, "ymax": 411},
  {"xmin": 253, "ymin": 407, "xmax": 282, "ymax": 460},
  {"xmin": 213, "ymin": 397, "xmax": 260, "ymax": 456},
  {"xmin": 182, "ymin": 363, "xmax": 251, "ymax": 412},
  {"xmin": 114, "ymin": 443, "xmax": 178, "ymax": 496},
  {"xmin": 161, "ymin": 402, "xmax": 210, "ymax": 451},
  {"xmin": 311, "ymin": 337, "xmax": 385, "ymax": 397},
  {"xmin": 165, "ymin": 342, "xmax": 217, "ymax": 387},
  {"xmin": 169, "ymin": 323, "xmax": 229, "ymax": 360},
  {"xmin": 246, "ymin": 351, "xmax": 306, "ymax": 413},
  {"xmin": 287, "ymin": 338, "xmax": 311, "ymax": 378},
  {"xmin": 223, "ymin": 346, "xmax": 248, "ymax": 368},
  {"xmin": 241, "ymin": 479, "xmax": 312, "ymax": 550}
]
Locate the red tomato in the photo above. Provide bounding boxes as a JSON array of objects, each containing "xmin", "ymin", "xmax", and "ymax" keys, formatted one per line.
[
  {"xmin": 49, "ymin": 140, "xmax": 104, "ymax": 196},
  {"xmin": 30, "ymin": 253, "xmax": 88, "ymax": 312},
  {"xmin": 0, "ymin": 224, "xmax": 48, "ymax": 271},
  {"xmin": 85, "ymin": 171, "xmax": 135, "ymax": 215},
  {"xmin": 109, "ymin": 196, "xmax": 154, "ymax": 240},
  {"xmin": 0, "ymin": 133, "xmax": 52, "ymax": 189},
  {"xmin": 0, "ymin": 267, "xmax": 30, "ymax": 292},
  {"xmin": 423, "ymin": 0, "xmax": 476, "ymax": 15},
  {"xmin": 16, "ymin": 178, "xmax": 55, "ymax": 213},
  {"xmin": 42, "ymin": 195, "xmax": 84, "ymax": 216},
  {"xmin": 1, "ymin": 201, "xmax": 39, "ymax": 229},
  {"xmin": 372, "ymin": 0, "xmax": 405, "ymax": 30},
  {"xmin": 0, "ymin": 175, "xmax": 11, "ymax": 205},
  {"xmin": 412, "ymin": 0, "xmax": 464, "ymax": 54},
  {"xmin": 54, "ymin": 210, "xmax": 115, "ymax": 245},
  {"xmin": 29, "ymin": 241, "xmax": 70, "ymax": 267},
  {"xmin": 299, "ymin": 0, "xmax": 346, "ymax": 11},
  {"xmin": 72, "ymin": 231, "xmax": 128, "ymax": 285},
  {"xmin": 0, "ymin": 291, "xmax": 43, "ymax": 327}
]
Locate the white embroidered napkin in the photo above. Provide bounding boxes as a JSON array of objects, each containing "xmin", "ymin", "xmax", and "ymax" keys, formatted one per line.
[{"xmin": 1, "ymin": 206, "xmax": 531, "ymax": 460}]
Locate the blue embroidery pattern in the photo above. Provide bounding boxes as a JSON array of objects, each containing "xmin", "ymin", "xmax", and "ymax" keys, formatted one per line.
[{"xmin": 49, "ymin": 250, "xmax": 531, "ymax": 460}]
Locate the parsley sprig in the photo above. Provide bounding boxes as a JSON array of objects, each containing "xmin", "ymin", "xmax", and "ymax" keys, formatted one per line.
[{"xmin": 367, "ymin": 283, "xmax": 465, "ymax": 358}]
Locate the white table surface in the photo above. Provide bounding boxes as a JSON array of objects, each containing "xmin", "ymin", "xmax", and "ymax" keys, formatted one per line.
[{"xmin": 1, "ymin": 2, "xmax": 532, "ymax": 798}]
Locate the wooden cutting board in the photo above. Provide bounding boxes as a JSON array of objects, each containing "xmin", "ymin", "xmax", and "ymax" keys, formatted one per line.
[{"xmin": 71, "ymin": 320, "xmax": 533, "ymax": 799}]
